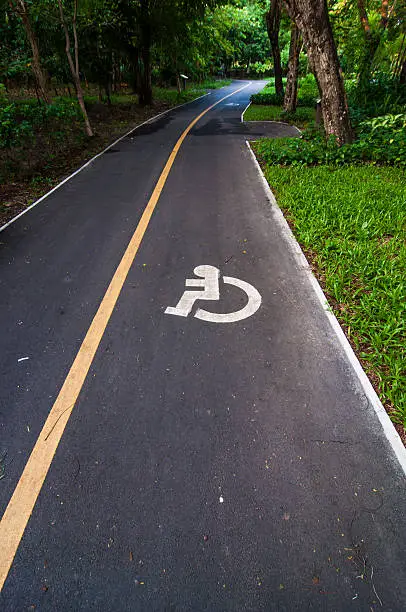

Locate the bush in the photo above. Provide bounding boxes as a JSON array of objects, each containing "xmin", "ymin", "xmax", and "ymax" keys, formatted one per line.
[
  {"xmin": 264, "ymin": 77, "xmax": 287, "ymax": 89},
  {"xmin": 0, "ymin": 83, "xmax": 7, "ymax": 102},
  {"xmin": 297, "ymin": 73, "xmax": 319, "ymax": 99},
  {"xmin": 347, "ymin": 73, "xmax": 406, "ymax": 118},
  {"xmin": 0, "ymin": 98, "xmax": 82, "ymax": 150},
  {"xmin": 255, "ymin": 113, "xmax": 406, "ymax": 167},
  {"xmin": 250, "ymin": 92, "xmax": 284, "ymax": 105}
]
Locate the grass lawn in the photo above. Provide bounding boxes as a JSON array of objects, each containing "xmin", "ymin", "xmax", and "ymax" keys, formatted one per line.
[
  {"xmin": 244, "ymin": 104, "xmax": 315, "ymax": 127},
  {"xmin": 252, "ymin": 155, "xmax": 406, "ymax": 430}
]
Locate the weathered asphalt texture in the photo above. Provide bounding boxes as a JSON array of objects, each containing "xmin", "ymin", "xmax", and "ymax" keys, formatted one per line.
[{"xmin": 0, "ymin": 82, "xmax": 405, "ymax": 611}]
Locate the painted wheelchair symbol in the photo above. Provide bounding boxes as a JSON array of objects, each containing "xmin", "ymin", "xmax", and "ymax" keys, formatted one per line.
[{"xmin": 165, "ymin": 265, "xmax": 261, "ymax": 324}]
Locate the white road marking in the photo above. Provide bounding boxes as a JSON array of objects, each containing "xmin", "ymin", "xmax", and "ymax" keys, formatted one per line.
[
  {"xmin": 196, "ymin": 275, "xmax": 261, "ymax": 323},
  {"xmin": 165, "ymin": 265, "xmax": 262, "ymax": 324},
  {"xmin": 165, "ymin": 265, "xmax": 220, "ymax": 317},
  {"xmin": 241, "ymin": 102, "xmax": 251, "ymax": 123},
  {"xmin": 246, "ymin": 140, "xmax": 406, "ymax": 477}
]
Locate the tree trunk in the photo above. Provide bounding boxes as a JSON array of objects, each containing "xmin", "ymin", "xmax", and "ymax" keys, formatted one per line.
[
  {"xmin": 176, "ymin": 72, "xmax": 182, "ymax": 95},
  {"xmin": 112, "ymin": 52, "xmax": 121, "ymax": 92},
  {"xmin": 12, "ymin": 0, "xmax": 50, "ymax": 103},
  {"xmin": 283, "ymin": 23, "xmax": 302, "ymax": 112},
  {"xmin": 283, "ymin": 0, "xmax": 353, "ymax": 145},
  {"xmin": 72, "ymin": 0, "xmax": 79, "ymax": 77},
  {"xmin": 400, "ymin": 59, "xmax": 406, "ymax": 84},
  {"xmin": 139, "ymin": 0, "xmax": 152, "ymax": 106},
  {"xmin": 130, "ymin": 48, "xmax": 140, "ymax": 94},
  {"xmin": 139, "ymin": 44, "xmax": 152, "ymax": 105},
  {"xmin": 266, "ymin": 0, "xmax": 284, "ymax": 97},
  {"xmin": 393, "ymin": 33, "xmax": 406, "ymax": 79},
  {"xmin": 57, "ymin": 0, "xmax": 93, "ymax": 136}
]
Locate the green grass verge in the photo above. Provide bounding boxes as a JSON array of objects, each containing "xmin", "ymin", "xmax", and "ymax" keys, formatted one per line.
[
  {"xmin": 244, "ymin": 104, "xmax": 315, "ymax": 127},
  {"xmin": 252, "ymin": 158, "xmax": 406, "ymax": 428}
]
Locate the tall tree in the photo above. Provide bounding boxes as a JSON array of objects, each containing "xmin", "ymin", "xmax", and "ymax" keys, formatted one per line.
[
  {"xmin": 266, "ymin": 0, "xmax": 284, "ymax": 96},
  {"xmin": 283, "ymin": 21, "xmax": 301, "ymax": 112},
  {"xmin": 283, "ymin": 0, "xmax": 353, "ymax": 145},
  {"xmin": 8, "ymin": 0, "xmax": 50, "ymax": 102},
  {"xmin": 57, "ymin": 0, "xmax": 93, "ymax": 136}
]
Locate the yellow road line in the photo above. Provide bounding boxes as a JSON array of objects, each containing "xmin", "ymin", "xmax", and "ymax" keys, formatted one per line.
[{"xmin": 0, "ymin": 81, "xmax": 251, "ymax": 591}]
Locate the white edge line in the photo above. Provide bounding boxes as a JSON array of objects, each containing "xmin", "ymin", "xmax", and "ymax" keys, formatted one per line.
[
  {"xmin": 245, "ymin": 140, "xmax": 406, "ymax": 476},
  {"xmin": 241, "ymin": 101, "xmax": 251, "ymax": 123},
  {"xmin": 0, "ymin": 91, "xmax": 211, "ymax": 234}
]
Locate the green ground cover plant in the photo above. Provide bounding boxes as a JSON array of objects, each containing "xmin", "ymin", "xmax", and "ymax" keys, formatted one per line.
[
  {"xmin": 252, "ymin": 160, "xmax": 406, "ymax": 429},
  {"xmin": 254, "ymin": 114, "xmax": 406, "ymax": 167}
]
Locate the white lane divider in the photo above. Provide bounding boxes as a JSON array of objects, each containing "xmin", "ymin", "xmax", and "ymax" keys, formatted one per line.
[{"xmin": 165, "ymin": 265, "xmax": 261, "ymax": 324}]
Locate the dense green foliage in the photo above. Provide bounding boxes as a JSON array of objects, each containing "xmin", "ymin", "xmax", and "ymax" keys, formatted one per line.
[
  {"xmin": 254, "ymin": 114, "xmax": 406, "ymax": 167},
  {"xmin": 0, "ymin": 0, "xmax": 271, "ymax": 98},
  {"xmin": 0, "ymin": 98, "xmax": 81, "ymax": 150},
  {"xmin": 346, "ymin": 73, "xmax": 406, "ymax": 119}
]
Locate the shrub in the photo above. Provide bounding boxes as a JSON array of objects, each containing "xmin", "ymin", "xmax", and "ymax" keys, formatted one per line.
[
  {"xmin": 255, "ymin": 113, "xmax": 406, "ymax": 168},
  {"xmin": 347, "ymin": 73, "xmax": 406, "ymax": 118},
  {"xmin": 250, "ymin": 92, "xmax": 284, "ymax": 105},
  {"xmin": 0, "ymin": 83, "xmax": 7, "ymax": 102},
  {"xmin": 297, "ymin": 73, "xmax": 318, "ymax": 99},
  {"xmin": 0, "ymin": 99, "xmax": 82, "ymax": 150}
]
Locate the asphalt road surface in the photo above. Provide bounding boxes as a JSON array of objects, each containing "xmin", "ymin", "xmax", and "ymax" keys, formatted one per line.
[{"xmin": 0, "ymin": 81, "xmax": 405, "ymax": 611}]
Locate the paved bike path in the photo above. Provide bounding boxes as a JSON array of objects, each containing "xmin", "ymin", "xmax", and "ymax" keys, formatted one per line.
[{"xmin": 0, "ymin": 82, "xmax": 405, "ymax": 610}]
